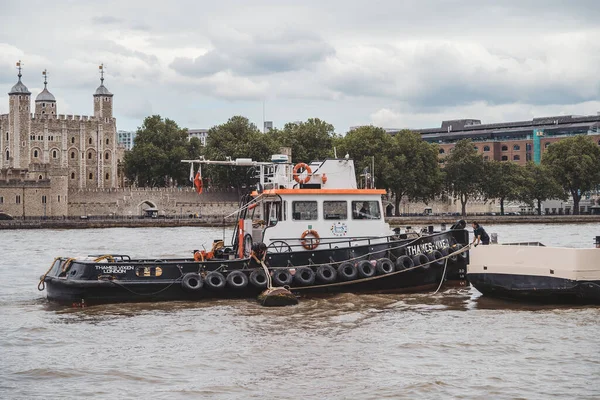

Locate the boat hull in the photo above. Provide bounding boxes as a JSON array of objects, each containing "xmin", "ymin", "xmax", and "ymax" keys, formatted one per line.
[{"xmin": 42, "ymin": 230, "xmax": 469, "ymax": 306}]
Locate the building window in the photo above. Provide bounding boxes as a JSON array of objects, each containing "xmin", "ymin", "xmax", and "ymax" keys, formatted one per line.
[
  {"xmin": 439, "ymin": 149, "xmax": 445, "ymax": 154},
  {"xmin": 88, "ymin": 152, "xmax": 92, "ymax": 159},
  {"xmin": 105, "ymin": 152, "xmax": 109, "ymax": 160},
  {"xmin": 483, "ymin": 156, "xmax": 489, "ymax": 160},
  {"xmin": 33, "ymin": 150, "xmax": 39, "ymax": 158},
  {"xmin": 323, "ymin": 201, "xmax": 347, "ymax": 220},
  {"xmin": 70, "ymin": 151, "xmax": 75, "ymax": 159},
  {"xmin": 71, "ymin": 137, "xmax": 75, "ymax": 144},
  {"xmin": 42, "ymin": 103, "xmax": 46, "ymax": 108},
  {"xmin": 106, "ymin": 138, "xmax": 109, "ymax": 145},
  {"xmin": 5, "ymin": 132, "xmax": 8, "ymax": 141},
  {"xmin": 105, "ymin": 173, "xmax": 110, "ymax": 180},
  {"xmin": 526, "ymin": 153, "xmax": 532, "ymax": 161},
  {"xmin": 501, "ymin": 145, "xmax": 508, "ymax": 151},
  {"xmin": 16, "ymin": 195, "xmax": 21, "ymax": 204},
  {"xmin": 52, "ymin": 103, "xmax": 55, "ymax": 108},
  {"xmin": 89, "ymin": 173, "xmax": 93, "ymax": 180},
  {"xmin": 52, "ymin": 150, "xmax": 57, "ymax": 158},
  {"xmin": 513, "ymin": 155, "xmax": 520, "ymax": 161},
  {"xmin": 0, "ymin": 196, "xmax": 3, "ymax": 204},
  {"xmin": 501, "ymin": 156, "xmax": 508, "ymax": 161},
  {"xmin": 545, "ymin": 142, "xmax": 551, "ymax": 149},
  {"xmin": 292, "ymin": 201, "xmax": 318, "ymax": 220},
  {"xmin": 5, "ymin": 150, "xmax": 9, "ymax": 160},
  {"xmin": 513, "ymin": 144, "xmax": 520, "ymax": 151},
  {"xmin": 89, "ymin": 138, "xmax": 92, "ymax": 145},
  {"xmin": 483, "ymin": 146, "xmax": 490, "ymax": 152},
  {"xmin": 70, "ymin": 172, "xmax": 75, "ymax": 179},
  {"xmin": 42, "ymin": 195, "xmax": 47, "ymax": 204},
  {"xmin": 38, "ymin": 175, "xmax": 43, "ymax": 180},
  {"xmin": 526, "ymin": 143, "xmax": 532, "ymax": 151},
  {"xmin": 473, "ymin": 146, "xmax": 478, "ymax": 151}
]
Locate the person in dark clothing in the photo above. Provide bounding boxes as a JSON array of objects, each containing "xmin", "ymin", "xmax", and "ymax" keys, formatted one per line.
[{"xmin": 471, "ymin": 221, "xmax": 490, "ymax": 246}]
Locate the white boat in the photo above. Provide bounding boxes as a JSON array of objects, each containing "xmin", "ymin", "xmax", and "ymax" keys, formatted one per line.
[{"xmin": 467, "ymin": 242, "xmax": 600, "ymax": 304}]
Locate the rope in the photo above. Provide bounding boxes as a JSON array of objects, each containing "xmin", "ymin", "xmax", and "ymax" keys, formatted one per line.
[
  {"xmin": 251, "ymin": 252, "xmax": 272, "ymax": 288},
  {"xmin": 94, "ymin": 254, "xmax": 116, "ymax": 262},
  {"xmin": 38, "ymin": 257, "xmax": 61, "ymax": 291}
]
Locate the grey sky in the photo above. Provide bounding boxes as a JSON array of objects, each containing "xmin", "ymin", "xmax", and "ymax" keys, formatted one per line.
[{"xmin": 1, "ymin": 0, "xmax": 599, "ymax": 133}]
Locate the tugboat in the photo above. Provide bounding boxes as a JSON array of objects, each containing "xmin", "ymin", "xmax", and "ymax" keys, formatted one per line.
[
  {"xmin": 467, "ymin": 238, "xmax": 600, "ymax": 304},
  {"xmin": 39, "ymin": 154, "xmax": 470, "ymax": 306}
]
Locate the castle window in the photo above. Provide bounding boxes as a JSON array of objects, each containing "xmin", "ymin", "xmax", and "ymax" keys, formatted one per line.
[
  {"xmin": 513, "ymin": 155, "xmax": 521, "ymax": 161},
  {"xmin": 88, "ymin": 138, "xmax": 92, "ymax": 145},
  {"xmin": 89, "ymin": 173, "xmax": 93, "ymax": 180},
  {"xmin": 106, "ymin": 138, "xmax": 109, "ymax": 145},
  {"xmin": 0, "ymin": 196, "xmax": 3, "ymax": 204},
  {"xmin": 483, "ymin": 146, "xmax": 490, "ymax": 152},
  {"xmin": 105, "ymin": 173, "xmax": 109, "ymax": 180},
  {"xmin": 42, "ymin": 195, "xmax": 47, "ymax": 204},
  {"xmin": 38, "ymin": 175, "xmax": 43, "ymax": 180},
  {"xmin": 30, "ymin": 135, "xmax": 35, "ymax": 140},
  {"xmin": 16, "ymin": 195, "xmax": 21, "ymax": 204},
  {"xmin": 6, "ymin": 132, "xmax": 8, "ymax": 141},
  {"xmin": 41, "ymin": 111, "xmax": 45, "ymax": 115},
  {"xmin": 88, "ymin": 152, "xmax": 92, "ymax": 159},
  {"xmin": 105, "ymin": 152, "xmax": 109, "ymax": 160},
  {"xmin": 5, "ymin": 150, "xmax": 9, "ymax": 160},
  {"xmin": 501, "ymin": 145, "xmax": 508, "ymax": 151},
  {"xmin": 70, "ymin": 172, "xmax": 75, "ymax": 179},
  {"xmin": 58, "ymin": 195, "xmax": 61, "ymax": 202},
  {"xmin": 33, "ymin": 150, "xmax": 39, "ymax": 158},
  {"xmin": 70, "ymin": 151, "xmax": 75, "ymax": 159},
  {"xmin": 71, "ymin": 137, "xmax": 75, "ymax": 144},
  {"xmin": 42, "ymin": 103, "xmax": 46, "ymax": 108},
  {"xmin": 52, "ymin": 150, "xmax": 57, "ymax": 158},
  {"xmin": 51, "ymin": 103, "xmax": 55, "ymax": 108},
  {"xmin": 501, "ymin": 156, "xmax": 508, "ymax": 161},
  {"xmin": 513, "ymin": 144, "xmax": 521, "ymax": 151}
]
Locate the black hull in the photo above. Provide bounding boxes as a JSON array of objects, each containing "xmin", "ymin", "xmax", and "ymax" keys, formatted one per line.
[
  {"xmin": 468, "ymin": 273, "xmax": 600, "ymax": 304},
  {"xmin": 42, "ymin": 230, "xmax": 469, "ymax": 306}
]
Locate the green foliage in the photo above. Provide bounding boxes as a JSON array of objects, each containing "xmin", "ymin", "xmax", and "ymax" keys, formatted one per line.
[
  {"xmin": 266, "ymin": 118, "xmax": 337, "ymax": 162},
  {"xmin": 522, "ymin": 162, "xmax": 566, "ymax": 215},
  {"xmin": 124, "ymin": 115, "xmax": 198, "ymax": 187},
  {"xmin": 444, "ymin": 139, "xmax": 484, "ymax": 216},
  {"xmin": 481, "ymin": 161, "xmax": 525, "ymax": 215},
  {"xmin": 203, "ymin": 116, "xmax": 278, "ymax": 190},
  {"xmin": 335, "ymin": 126, "xmax": 397, "ymax": 190},
  {"xmin": 542, "ymin": 135, "xmax": 600, "ymax": 214}
]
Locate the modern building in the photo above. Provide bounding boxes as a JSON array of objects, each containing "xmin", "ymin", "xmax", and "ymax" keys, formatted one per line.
[
  {"xmin": 188, "ymin": 128, "xmax": 208, "ymax": 146},
  {"xmin": 388, "ymin": 114, "xmax": 600, "ymax": 165},
  {"xmin": 264, "ymin": 120, "xmax": 273, "ymax": 133},
  {"xmin": 117, "ymin": 130, "xmax": 136, "ymax": 151}
]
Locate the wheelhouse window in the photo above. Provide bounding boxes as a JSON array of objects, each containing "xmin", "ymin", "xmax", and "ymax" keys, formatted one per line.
[
  {"xmin": 352, "ymin": 201, "xmax": 381, "ymax": 220},
  {"xmin": 264, "ymin": 201, "xmax": 286, "ymax": 223},
  {"xmin": 292, "ymin": 201, "xmax": 318, "ymax": 220},
  {"xmin": 323, "ymin": 201, "xmax": 347, "ymax": 220}
]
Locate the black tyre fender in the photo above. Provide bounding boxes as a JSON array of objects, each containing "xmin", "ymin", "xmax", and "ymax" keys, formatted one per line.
[
  {"xmin": 226, "ymin": 270, "xmax": 248, "ymax": 289},
  {"xmin": 316, "ymin": 264, "xmax": 337, "ymax": 283},
  {"xmin": 412, "ymin": 253, "xmax": 431, "ymax": 269},
  {"xmin": 337, "ymin": 262, "xmax": 358, "ymax": 281},
  {"xmin": 294, "ymin": 267, "xmax": 316, "ymax": 286},
  {"xmin": 249, "ymin": 269, "xmax": 268, "ymax": 288},
  {"xmin": 272, "ymin": 269, "xmax": 293, "ymax": 286},
  {"xmin": 205, "ymin": 271, "xmax": 226, "ymax": 290},
  {"xmin": 181, "ymin": 272, "xmax": 203, "ymax": 291},
  {"xmin": 455, "ymin": 243, "xmax": 468, "ymax": 259},
  {"xmin": 376, "ymin": 258, "xmax": 395, "ymax": 274},
  {"xmin": 427, "ymin": 250, "xmax": 445, "ymax": 267},
  {"xmin": 357, "ymin": 260, "xmax": 376, "ymax": 278},
  {"xmin": 395, "ymin": 255, "xmax": 414, "ymax": 270}
]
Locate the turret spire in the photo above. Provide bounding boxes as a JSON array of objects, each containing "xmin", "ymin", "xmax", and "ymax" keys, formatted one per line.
[
  {"xmin": 17, "ymin": 60, "xmax": 22, "ymax": 80},
  {"xmin": 99, "ymin": 63, "xmax": 105, "ymax": 85}
]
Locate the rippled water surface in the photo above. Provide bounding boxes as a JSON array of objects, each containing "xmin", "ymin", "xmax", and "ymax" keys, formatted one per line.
[{"xmin": 1, "ymin": 224, "xmax": 599, "ymax": 399}]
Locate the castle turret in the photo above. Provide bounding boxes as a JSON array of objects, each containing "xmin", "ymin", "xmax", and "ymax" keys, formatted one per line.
[
  {"xmin": 35, "ymin": 69, "xmax": 57, "ymax": 115},
  {"xmin": 8, "ymin": 61, "xmax": 32, "ymax": 168},
  {"xmin": 93, "ymin": 64, "xmax": 113, "ymax": 119}
]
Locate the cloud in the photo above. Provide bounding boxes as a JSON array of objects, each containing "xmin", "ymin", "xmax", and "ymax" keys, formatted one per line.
[
  {"xmin": 170, "ymin": 29, "xmax": 334, "ymax": 77},
  {"xmin": 92, "ymin": 16, "xmax": 122, "ymax": 25}
]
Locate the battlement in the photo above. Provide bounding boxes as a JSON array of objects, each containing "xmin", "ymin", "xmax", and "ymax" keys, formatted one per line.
[
  {"xmin": 0, "ymin": 114, "xmax": 8, "ymax": 121},
  {"xmin": 55, "ymin": 114, "xmax": 96, "ymax": 121}
]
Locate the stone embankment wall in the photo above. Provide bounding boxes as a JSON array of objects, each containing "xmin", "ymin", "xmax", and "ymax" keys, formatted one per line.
[{"xmin": 67, "ymin": 187, "xmax": 240, "ymax": 217}]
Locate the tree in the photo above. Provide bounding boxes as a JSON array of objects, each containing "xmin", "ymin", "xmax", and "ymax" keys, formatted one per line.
[
  {"xmin": 521, "ymin": 162, "xmax": 566, "ymax": 215},
  {"xmin": 481, "ymin": 160, "xmax": 526, "ymax": 215},
  {"xmin": 266, "ymin": 118, "xmax": 337, "ymax": 162},
  {"xmin": 203, "ymin": 116, "xmax": 278, "ymax": 190},
  {"xmin": 444, "ymin": 139, "xmax": 484, "ymax": 216},
  {"xmin": 387, "ymin": 130, "xmax": 443, "ymax": 216},
  {"xmin": 335, "ymin": 126, "xmax": 397, "ymax": 190},
  {"xmin": 542, "ymin": 135, "xmax": 600, "ymax": 214},
  {"xmin": 124, "ymin": 115, "xmax": 198, "ymax": 187}
]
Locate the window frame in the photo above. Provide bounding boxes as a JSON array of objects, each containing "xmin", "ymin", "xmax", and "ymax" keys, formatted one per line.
[{"xmin": 292, "ymin": 201, "xmax": 318, "ymax": 221}]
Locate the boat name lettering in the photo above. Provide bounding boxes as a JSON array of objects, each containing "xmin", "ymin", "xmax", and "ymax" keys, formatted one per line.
[
  {"xmin": 95, "ymin": 265, "xmax": 135, "ymax": 274},
  {"xmin": 405, "ymin": 239, "xmax": 450, "ymax": 256}
]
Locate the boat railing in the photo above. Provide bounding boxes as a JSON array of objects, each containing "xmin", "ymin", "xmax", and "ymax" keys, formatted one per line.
[
  {"xmin": 267, "ymin": 233, "xmax": 420, "ymax": 252},
  {"xmin": 501, "ymin": 242, "xmax": 546, "ymax": 247}
]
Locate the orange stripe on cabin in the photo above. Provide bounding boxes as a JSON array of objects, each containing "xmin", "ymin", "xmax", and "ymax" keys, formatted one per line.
[{"xmin": 251, "ymin": 189, "xmax": 386, "ymax": 196}]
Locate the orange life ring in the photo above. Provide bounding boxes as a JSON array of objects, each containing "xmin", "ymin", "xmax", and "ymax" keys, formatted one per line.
[
  {"xmin": 193, "ymin": 172, "xmax": 203, "ymax": 194},
  {"xmin": 293, "ymin": 163, "xmax": 312, "ymax": 184},
  {"xmin": 300, "ymin": 229, "xmax": 320, "ymax": 250}
]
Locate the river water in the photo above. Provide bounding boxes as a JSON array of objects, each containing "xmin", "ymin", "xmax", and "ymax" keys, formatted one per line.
[{"xmin": 1, "ymin": 224, "xmax": 599, "ymax": 399}]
